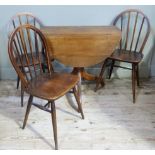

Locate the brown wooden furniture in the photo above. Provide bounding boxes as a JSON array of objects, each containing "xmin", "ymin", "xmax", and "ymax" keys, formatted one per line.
[
  {"xmin": 41, "ymin": 26, "xmax": 121, "ymax": 82},
  {"xmin": 8, "ymin": 24, "xmax": 84, "ymax": 150},
  {"xmin": 7, "ymin": 12, "xmax": 43, "ymax": 107},
  {"xmin": 95, "ymin": 9, "xmax": 150, "ymax": 103}
]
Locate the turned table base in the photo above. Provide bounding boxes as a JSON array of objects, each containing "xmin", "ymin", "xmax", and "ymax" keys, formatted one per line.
[
  {"xmin": 72, "ymin": 67, "xmax": 105, "ymax": 87},
  {"xmin": 72, "ymin": 67, "xmax": 97, "ymax": 81}
]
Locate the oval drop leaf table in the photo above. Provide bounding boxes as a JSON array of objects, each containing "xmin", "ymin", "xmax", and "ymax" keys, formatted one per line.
[{"xmin": 41, "ymin": 26, "xmax": 121, "ymax": 84}]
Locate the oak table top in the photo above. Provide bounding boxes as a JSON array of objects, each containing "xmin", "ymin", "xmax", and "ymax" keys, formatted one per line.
[{"xmin": 41, "ymin": 26, "xmax": 121, "ymax": 68}]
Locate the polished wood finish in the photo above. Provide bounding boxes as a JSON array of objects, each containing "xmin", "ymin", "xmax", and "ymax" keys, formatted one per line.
[
  {"xmin": 8, "ymin": 25, "xmax": 84, "ymax": 150},
  {"xmin": 41, "ymin": 26, "xmax": 121, "ymax": 81},
  {"xmin": 41, "ymin": 26, "xmax": 121, "ymax": 67},
  {"xmin": 7, "ymin": 12, "xmax": 43, "ymax": 107},
  {"xmin": 96, "ymin": 9, "xmax": 150, "ymax": 103},
  {"xmin": 26, "ymin": 73, "xmax": 80, "ymax": 100}
]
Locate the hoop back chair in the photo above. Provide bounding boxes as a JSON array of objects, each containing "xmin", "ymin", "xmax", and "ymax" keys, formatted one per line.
[
  {"xmin": 7, "ymin": 13, "xmax": 44, "ymax": 107},
  {"xmin": 95, "ymin": 9, "xmax": 150, "ymax": 103},
  {"xmin": 7, "ymin": 12, "xmax": 43, "ymax": 37},
  {"xmin": 8, "ymin": 24, "xmax": 84, "ymax": 150}
]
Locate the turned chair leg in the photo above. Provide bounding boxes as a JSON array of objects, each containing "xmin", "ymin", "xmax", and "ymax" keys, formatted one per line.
[
  {"xmin": 51, "ymin": 101, "xmax": 58, "ymax": 150},
  {"xmin": 73, "ymin": 87, "xmax": 84, "ymax": 119},
  {"xmin": 48, "ymin": 101, "xmax": 51, "ymax": 108},
  {"xmin": 132, "ymin": 64, "xmax": 136, "ymax": 103},
  {"xmin": 108, "ymin": 59, "xmax": 115, "ymax": 79},
  {"xmin": 22, "ymin": 95, "xmax": 33, "ymax": 129},
  {"xmin": 95, "ymin": 58, "xmax": 108, "ymax": 92},
  {"xmin": 77, "ymin": 73, "xmax": 82, "ymax": 103},
  {"xmin": 17, "ymin": 75, "xmax": 20, "ymax": 89},
  {"xmin": 136, "ymin": 64, "xmax": 140, "ymax": 86},
  {"xmin": 20, "ymin": 67, "xmax": 24, "ymax": 107},
  {"xmin": 21, "ymin": 85, "xmax": 24, "ymax": 107}
]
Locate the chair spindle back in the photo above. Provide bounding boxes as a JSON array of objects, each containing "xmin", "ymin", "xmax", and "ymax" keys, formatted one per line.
[
  {"xmin": 7, "ymin": 12, "xmax": 43, "ymax": 38},
  {"xmin": 113, "ymin": 9, "xmax": 150, "ymax": 53},
  {"xmin": 8, "ymin": 24, "xmax": 52, "ymax": 88}
]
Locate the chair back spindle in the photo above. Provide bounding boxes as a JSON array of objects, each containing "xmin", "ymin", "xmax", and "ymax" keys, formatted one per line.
[
  {"xmin": 113, "ymin": 9, "xmax": 150, "ymax": 53},
  {"xmin": 7, "ymin": 12, "xmax": 43, "ymax": 39},
  {"xmin": 8, "ymin": 24, "xmax": 52, "ymax": 88}
]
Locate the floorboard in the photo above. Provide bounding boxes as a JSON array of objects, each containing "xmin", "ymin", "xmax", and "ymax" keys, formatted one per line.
[{"xmin": 0, "ymin": 78, "xmax": 155, "ymax": 149}]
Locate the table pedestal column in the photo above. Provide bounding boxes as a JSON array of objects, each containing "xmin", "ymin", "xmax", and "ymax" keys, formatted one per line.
[
  {"xmin": 72, "ymin": 67, "xmax": 97, "ymax": 81},
  {"xmin": 72, "ymin": 67, "xmax": 105, "ymax": 91}
]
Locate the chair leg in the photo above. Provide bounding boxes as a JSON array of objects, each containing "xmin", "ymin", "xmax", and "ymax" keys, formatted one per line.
[
  {"xmin": 21, "ymin": 85, "xmax": 24, "ymax": 107},
  {"xmin": 22, "ymin": 95, "xmax": 33, "ymax": 129},
  {"xmin": 17, "ymin": 75, "xmax": 20, "ymax": 89},
  {"xmin": 42, "ymin": 63, "xmax": 46, "ymax": 73},
  {"xmin": 47, "ymin": 101, "xmax": 51, "ymax": 108},
  {"xmin": 77, "ymin": 73, "xmax": 82, "ymax": 103},
  {"xmin": 136, "ymin": 64, "xmax": 140, "ymax": 86},
  {"xmin": 108, "ymin": 60, "xmax": 115, "ymax": 79},
  {"xmin": 51, "ymin": 101, "xmax": 58, "ymax": 150},
  {"xmin": 132, "ymin": 64, "xmax": 136, "ymax": 103},
  {"xmin": 95, "ymin": 58, "xmax": 108, "ymax": 92},
  {"xmin": 73, "ymin": 87, "xmax": 84, "ymax": 119}
]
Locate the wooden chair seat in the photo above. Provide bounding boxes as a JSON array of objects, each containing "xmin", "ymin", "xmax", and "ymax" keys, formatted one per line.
[
  {"xmin": 26, "ymin": 73, "xmax": 79, "ymax": 100},
  {"xmin": 110, "ymin": 49, "xmax": 143, "ymax": 63}
]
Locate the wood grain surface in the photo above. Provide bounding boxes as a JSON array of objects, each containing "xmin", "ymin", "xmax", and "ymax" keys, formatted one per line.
[{"xmin": 41, "ymin": 26, "xmax": 121, "ymax": 67}]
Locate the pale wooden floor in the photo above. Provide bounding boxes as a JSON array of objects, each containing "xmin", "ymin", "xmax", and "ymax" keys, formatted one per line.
[{"xmin": 0, "ymin": 78, "xmax": 155, "ymax": 149}]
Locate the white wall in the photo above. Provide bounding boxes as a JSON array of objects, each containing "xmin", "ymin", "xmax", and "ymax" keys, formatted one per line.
[{"xmin": 0, "ymin": 5, "xmax": 155, "ymax": 79}]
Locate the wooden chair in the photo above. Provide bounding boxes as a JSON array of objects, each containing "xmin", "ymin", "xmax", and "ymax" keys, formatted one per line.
[
  {"xmin": 8, "ymin": 24, "xmax": 84, "ymax": 150},
  {"xmin": 95, "ymin": 9, "xmax": 150, "ymax": 103},
  {"xmin": 7, "ymin": 12, "xmax": 44, "ymax": 107}
]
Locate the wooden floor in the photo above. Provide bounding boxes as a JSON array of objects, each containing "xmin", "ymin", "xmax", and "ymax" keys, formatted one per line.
[{"xmin": 1, "ymin": 78, "xmax": 155, "ymax": 149}]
